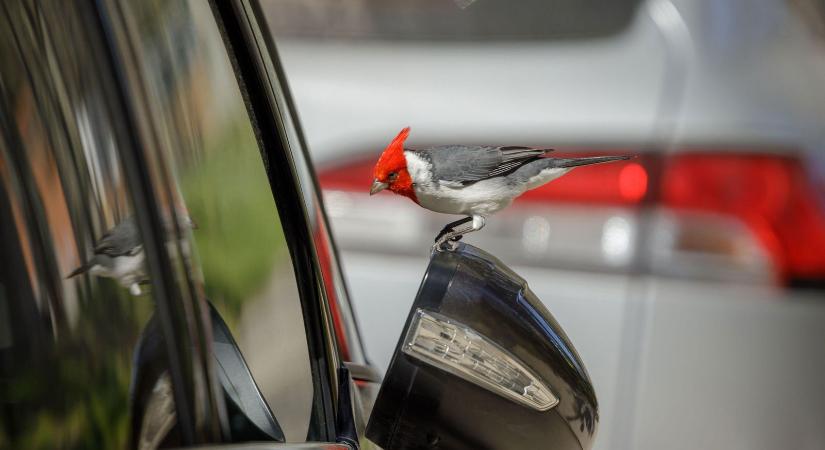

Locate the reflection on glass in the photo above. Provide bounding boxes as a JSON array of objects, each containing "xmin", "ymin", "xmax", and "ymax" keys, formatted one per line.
[{"xmin": 67, "ymin": 217, "xmax": 146, "ymax": 295}]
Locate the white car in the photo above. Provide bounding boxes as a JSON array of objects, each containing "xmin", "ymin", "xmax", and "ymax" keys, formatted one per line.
[{"xmin": 267, "ymin": 0, "xmax": 825, "ymax": 449}]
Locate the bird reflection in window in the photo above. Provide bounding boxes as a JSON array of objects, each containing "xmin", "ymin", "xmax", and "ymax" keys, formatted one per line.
[{"xmin": 67, "ymin": 211, "xmax": 197, "ymax": 295}]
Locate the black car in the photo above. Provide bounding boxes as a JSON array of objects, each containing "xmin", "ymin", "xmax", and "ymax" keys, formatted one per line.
[{"xmin": 0, "ymin": 1, "xmax": 597, "ymax": 449}]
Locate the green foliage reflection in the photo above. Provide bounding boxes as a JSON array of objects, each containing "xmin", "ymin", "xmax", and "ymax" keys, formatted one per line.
[{"xmin": 180, "ymin": 120, "xmax": 286, "ymax": 323}]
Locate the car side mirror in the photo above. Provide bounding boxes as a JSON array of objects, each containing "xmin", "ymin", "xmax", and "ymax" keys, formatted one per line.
[{"xmin": 366, "ymin": 243, "xmax": 598, "ymax": 450}]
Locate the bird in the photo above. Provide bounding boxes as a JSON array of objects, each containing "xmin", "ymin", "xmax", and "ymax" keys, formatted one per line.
[
  {"xmin": 370, "ymin": 127, "xmax": 632, "ymax": 251},
  {"xmin": 67, "ymin": 212, "xmax": 197, "ymax": 295},
  {"xmin": 68, "ymin": 217, "xmax": 147, "ymax": 295}
]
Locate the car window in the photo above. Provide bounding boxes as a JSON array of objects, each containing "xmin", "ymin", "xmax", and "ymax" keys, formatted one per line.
[
  {"xmin": 112, "ymin": 0, "xmax": 318, "ymax": 442},
  {"xmin": 0, "ymin": 2, "xmax": 178, "ymax": 448}
]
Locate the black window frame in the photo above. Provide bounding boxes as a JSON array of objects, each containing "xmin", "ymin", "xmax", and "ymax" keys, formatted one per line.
[{"xmin": 206, "ymin": 0, "xmax": 341, "ymax": 440}]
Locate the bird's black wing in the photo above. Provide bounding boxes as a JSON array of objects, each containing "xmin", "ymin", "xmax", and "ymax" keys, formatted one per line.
[{"xmin": 412, "ymin": 145, "xmax": 552, "ymax": 185}]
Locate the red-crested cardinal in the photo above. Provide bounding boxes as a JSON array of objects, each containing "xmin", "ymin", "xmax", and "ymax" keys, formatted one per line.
[{"xmin": 370, "ymin": 127, "xmax": 632, "ymax": 251}]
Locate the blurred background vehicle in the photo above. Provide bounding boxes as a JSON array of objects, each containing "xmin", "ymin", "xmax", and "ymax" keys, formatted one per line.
[{"xmin": 263, "ymin": 0, "xmax": 825, "ymax": 449}]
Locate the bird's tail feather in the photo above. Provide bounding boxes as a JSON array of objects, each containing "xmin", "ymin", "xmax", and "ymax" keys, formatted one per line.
[
  {"xmin": 67, "ymin": 263, "xmax": 90, "ymax": 278},
  {"xmin": 551, "ymin": 155, "xmax": 632, "ymax": 168}
]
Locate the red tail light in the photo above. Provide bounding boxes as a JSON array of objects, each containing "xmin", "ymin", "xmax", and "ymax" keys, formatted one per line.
[
  {"xmin": 318, "ymin": 159, "xmax": 374, "ymax": 192},
  {"xmin": 661, "ymin": 153, "xmax": 825, "ymax": 283}
]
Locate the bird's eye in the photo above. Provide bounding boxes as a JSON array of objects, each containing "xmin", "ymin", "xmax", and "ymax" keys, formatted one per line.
[{"xmin": 388, "ymin": 172, "xmax": 398, "ymax": 181}]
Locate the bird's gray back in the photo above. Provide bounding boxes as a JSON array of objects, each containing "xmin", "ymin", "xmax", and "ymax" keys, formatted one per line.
[{"xmin": 410, "ymin": 145, "xmax": 549, "ymax": 185}]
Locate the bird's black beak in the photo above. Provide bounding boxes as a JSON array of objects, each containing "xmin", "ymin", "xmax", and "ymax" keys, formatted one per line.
[{"xmin": 370, "ymin": 179, "xmax": 389, "ymax": 195}]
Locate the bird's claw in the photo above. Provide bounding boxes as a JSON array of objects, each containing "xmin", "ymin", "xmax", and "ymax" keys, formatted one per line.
[
  {"xmin": 434, "ymin": 229, "xmax": 464, "ymax": 244},
  {"xmin": 434, "ymin": 228, "xmax": 453, "ymax": 243},
  {"xmin": 432, "ymin": 240, "xmax": 458, "ymax": 253},
  {"xmin": 432, "ymin": 235, "xmax": 462, "ymax": 253}
]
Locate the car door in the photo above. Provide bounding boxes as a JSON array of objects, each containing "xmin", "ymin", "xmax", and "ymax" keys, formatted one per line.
[
  {"xmin": 2, "ymin": 0, "xmax": 351, "ymax": 448},
  {"xmin": 0, "ymin": 0, "xmax": 220, "ymax": 447}
]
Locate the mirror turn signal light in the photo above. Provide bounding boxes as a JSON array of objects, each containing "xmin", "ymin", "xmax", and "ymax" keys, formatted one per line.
[{"xmin": 402, "ymin": 309, "xmax": 559, "ymax": 411}]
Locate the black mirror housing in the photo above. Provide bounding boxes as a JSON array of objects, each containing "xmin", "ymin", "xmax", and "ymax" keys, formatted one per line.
[{"xmin": 367, "ymin": 243, "xmax": 598, "ymax": 450}]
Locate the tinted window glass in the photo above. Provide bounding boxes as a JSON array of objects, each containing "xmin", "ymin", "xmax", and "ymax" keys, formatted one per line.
[
  {"xmin": 114, "ymin": 0, "xmax": 318, "ymax": 442},
  {"xmin": 0, "ymin": 2, "xmax": 176, "ymax": 448}
]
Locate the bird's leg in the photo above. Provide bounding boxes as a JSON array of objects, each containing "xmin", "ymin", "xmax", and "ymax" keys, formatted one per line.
[
  {"xmin": 433, "ymin": 216, "xmax": 486, "ymax": 252},
  {"xmin": 434, "ymin": 217, "xmax": 473, "ymax": 243}
]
